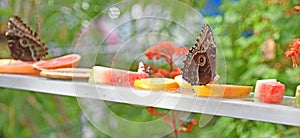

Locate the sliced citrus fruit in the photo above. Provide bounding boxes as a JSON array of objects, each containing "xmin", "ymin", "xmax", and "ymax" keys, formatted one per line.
[
  {"xmin": 134, "ymin": 78, "xmax": 179, "ymax": 90},
  {"xmin": 0, "ymin": 59, "xmax": 39, "ymax": 75},
  {"xmin": 33, "ymin": 54, "xmax": 81, "ymax": 70},
  {"xmin": 174, "ymin": 75, "xmax": 193, "ymax": 89},
  {"xmin": 193, "ymin": 84, "xmax": 253, "ymax": 97},
  {"xmin": 40, "ymin": 68, "xmax": 91, "ymax": 80}
]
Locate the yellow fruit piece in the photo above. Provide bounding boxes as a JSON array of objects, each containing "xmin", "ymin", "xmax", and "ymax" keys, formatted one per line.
[
  {"xmin": 0, "ymin": 59, "xmax": 18, "ymax": 64},
  {"xmin": 193, "ymin": 84, "xmax": 253, "ymax": 97},
  {"xmin": 40, "ymin": 68, "xmax": 91, "ymax": 80},
  {"xmin": 174, "ymin": 75, "xmax": 193, "ymax": 89},
  {"xmin": 134, "ymin": 78, "xmax": 179, "ymax": 90}
]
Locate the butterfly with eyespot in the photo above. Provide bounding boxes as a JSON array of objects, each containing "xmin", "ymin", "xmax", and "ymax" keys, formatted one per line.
[
  {"xmin": 5, "ymin": 16, "xmax": 48, "ymax": 61},
  {"xmin": 182, "ymin": 24, "xmax": 219, "ymax": 85}
]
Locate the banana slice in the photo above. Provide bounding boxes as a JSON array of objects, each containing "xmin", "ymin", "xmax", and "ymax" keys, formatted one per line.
[{"xmin": 40, "ymin": 68, "xmax": 91, "ymax": 80}]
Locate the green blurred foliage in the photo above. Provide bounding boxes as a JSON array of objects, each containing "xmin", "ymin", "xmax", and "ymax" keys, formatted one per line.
[
  {"xmin": 0, "ymin": 88, "xmax": 82, "ymax": 137},
  {"xmin": 0, "ymin": 0, "xmax": 120, "ymax": 137},
  {"xmin": 0, "ymin": 0, "xmax": 300, "ymax": 137},
  {"xmin": 206, "ymin": 0, "xmax": 300, "ymax": 96},
  {"xmin": 0, "ymin": 0, "xmax": 120, "ymax": 58},
  {"xmin": 203, "ymin": 0, "xmax": 300, "ymax": 138}
]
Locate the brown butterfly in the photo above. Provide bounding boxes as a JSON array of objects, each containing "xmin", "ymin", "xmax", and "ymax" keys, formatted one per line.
[
  {"xmin": 182, "ymin": 24, "xmax": 217, "ymax": 85},
  {"xmin": 5, "ymin": 16, "xmax": 48, "ymax": 61}
]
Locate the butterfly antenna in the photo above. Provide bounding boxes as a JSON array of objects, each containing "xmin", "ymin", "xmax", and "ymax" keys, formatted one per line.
[{"xmin": 34, "ymin": 15, "xmax": 40, "ymax": 37}]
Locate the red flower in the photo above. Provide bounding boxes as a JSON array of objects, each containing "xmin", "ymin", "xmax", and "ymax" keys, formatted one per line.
[
  {"xmin": 145, "ymin": 41, "xmax": 188, "ymax": 71},
  {"xmin": 285, "ymin": 38, "xmax": 300, "ymax": 68},
  {"xmin": 169, "ymin": 67, "xmax": 181, "ymax": 78},
  {"xmin": 146, "ymin": 107, "xmax": 165, "ymax": 116}
]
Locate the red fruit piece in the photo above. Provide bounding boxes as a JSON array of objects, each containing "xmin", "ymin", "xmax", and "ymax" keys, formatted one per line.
[
  {"xmin": 33, "ymin": 54, "xmax": 81, "ymax": 70},
  {"xmin": 258, "ymin": 82, "xmax": 285, "ymax": 104},
  {"xmin": 89, "ymin": 66, "xmax": 149, "ymax": 86}
]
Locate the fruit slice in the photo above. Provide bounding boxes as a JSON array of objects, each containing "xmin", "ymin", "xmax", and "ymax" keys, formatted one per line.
[
  {"xmin": 254, "ymin": 79, "xmax": 277, "ymax": 97},
  {"xmin": 257, "ymin": 81, "xmax": 285, "ymax": 104},
  {"xmin": 193, "ymin": 84, "xmax": 253, "ymax": 97},
  {"xmin": 0, "ymin": 59, "xmax": 18, "ymax": 64},
  {"xmin": 40, "ymin": 68, "xmax": 91, "ymax": 80},
  {"xmin": 134, "ymin": 78, "xmax": 179, "ymax": 90},
  {"xmin": 88, "ymin": 66, "xmax": 149, "ymax": 86},
  {"xmin": 0, "ymin": 59, "xmax": 39, "ymax": 75},
  {"xmin": 33, "ymin": 54, "xmax": 81, "ymax": 70},
  {"xmin": 174, "ymin": 75, "xmax": 193, "ymax": 89}
]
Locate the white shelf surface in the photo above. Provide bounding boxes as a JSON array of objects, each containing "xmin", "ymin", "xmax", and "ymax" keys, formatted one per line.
[{"xmin": 0, "ymin": 74, "xmax": 299, "ymax": 126}]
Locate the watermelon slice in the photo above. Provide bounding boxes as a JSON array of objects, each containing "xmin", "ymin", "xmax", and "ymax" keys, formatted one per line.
[
  {"xmin": 89, "ymin": 66, "xmax": 149, "ymax": 86},
  {"xmin": 254, "ymin": 79, "xmax": 277, "ymax": 97},
  {"xmin": 257, "ymin": 81, "xmax": 285, "ymax": 104}
]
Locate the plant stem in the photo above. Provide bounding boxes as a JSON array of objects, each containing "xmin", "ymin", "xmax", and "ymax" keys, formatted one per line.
[
  {"xmin": 166, "ymin": 57, "xmax": 173, "ymax": 72},
  {"xmin": 169, "ymin": 60, "xmax": 173, "ymax": 72},
  {"xmin": 171, "ymin": 110, "xmax": 178, "ymax": 138}
]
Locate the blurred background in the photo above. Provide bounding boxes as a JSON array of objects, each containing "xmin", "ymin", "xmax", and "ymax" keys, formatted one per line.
[{"xmin": 1, "ymin": 0, "xmax": 300, "ymax": 137}]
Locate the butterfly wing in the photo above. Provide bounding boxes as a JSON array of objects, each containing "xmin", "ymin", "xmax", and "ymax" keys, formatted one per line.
[
  {"xmin": 5, "ymin": 16, "xmax": 48, "ymax": 61},
  {"xmin": 182, "ymin": 47, "xmax": 197, "ymax": 85},
  {"xmin": 200, "ymin": 24, "xmax": 216, "ymax": 79},
  {"xmin": 182, "ymin": 24, "xmax": 216, "ymax": 85},
  {"xmin": 7, "ymin": 16, "xmax": 33, "ymax": 35}
]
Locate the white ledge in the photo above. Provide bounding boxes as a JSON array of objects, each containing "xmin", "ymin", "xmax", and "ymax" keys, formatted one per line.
[{"xmin": 0, "ymin": 74, "xmax": 299, "ymax": 126}]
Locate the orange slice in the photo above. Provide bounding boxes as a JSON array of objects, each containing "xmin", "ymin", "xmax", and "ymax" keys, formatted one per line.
[
  {"xmin": 134, "ymin": 78, "xmax": 179, "ymax": 90},
  {"xmin": 33, "ymin": 54, "xmax": 81, "ymax": 70},
  {"xmin": 174, "ymin": 75, "xmax": 193, "ymax": 89},
  {"xmin": 193, "ymin": 84, "xmax": 253, "ymax": 97},
  {"xmin": 0, "ymin": 59, "xmax": 39, "ymax": 75}
]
